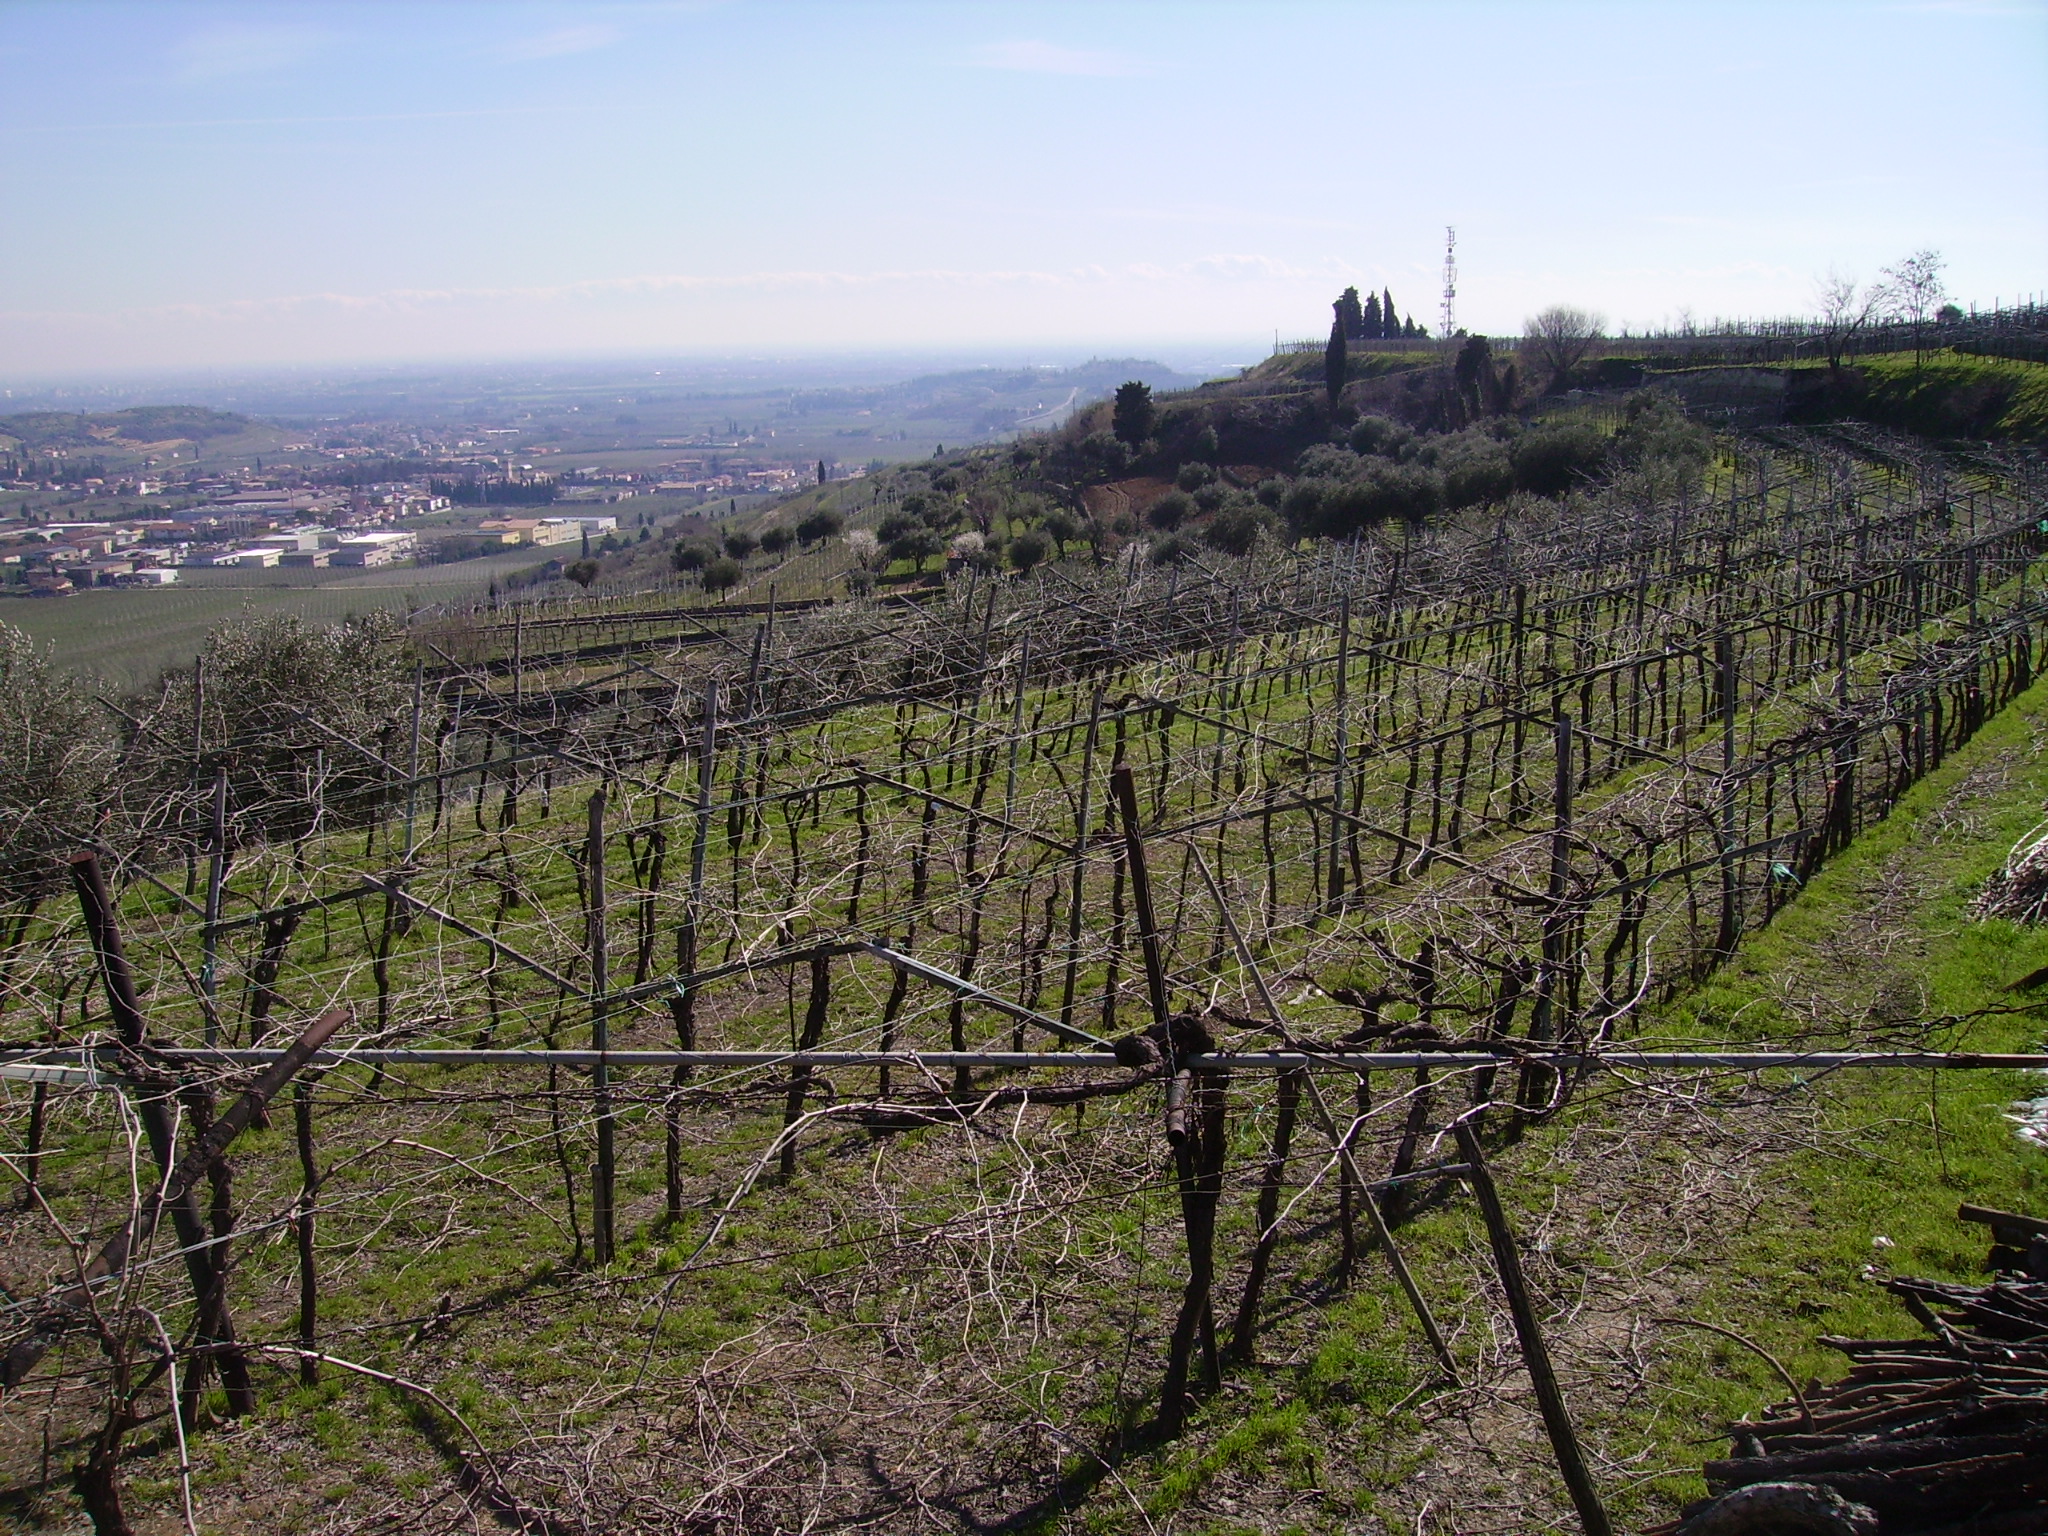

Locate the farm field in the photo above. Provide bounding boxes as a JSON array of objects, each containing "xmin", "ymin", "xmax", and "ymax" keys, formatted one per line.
[
  {"xmin": 3, "ymin": 419, "xmax": 2046, "ymax": 1531},
  {"xmin": 5, "ymin": 548, "xmax": 563, "ymax": 689}
]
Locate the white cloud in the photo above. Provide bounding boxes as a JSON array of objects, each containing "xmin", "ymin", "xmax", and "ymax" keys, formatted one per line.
[
  {"xmin": 498, "ymin": 24, "xmax": 623, "ymax": 62},
  {"xmin": 966, "ymin": 39, "xmax": 1150, "ymax": 77},
  {"xmin": 172, "ymin": 24, "xmax": 330, "ymax": 82}
]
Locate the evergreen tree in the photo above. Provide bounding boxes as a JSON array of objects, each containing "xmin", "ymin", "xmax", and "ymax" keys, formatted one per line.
[
  {"xmin": 1111, "ymin": 381, "xmax": 1154, "ymax": 448},
  {"xmin": 1383, "ymin": 288, "xmax": 1398, "ymax": 336},
  {"xmin": 1336, "ymin": 286, "xmax": 1365, "ymax": 340},
  {"xmin": 1362, "ymin": 291, "xmax": 1383, "ymax": 339},
  {"xmin": 1324, "ymin": 319, "xmax": 1348, "ymax": 406}
]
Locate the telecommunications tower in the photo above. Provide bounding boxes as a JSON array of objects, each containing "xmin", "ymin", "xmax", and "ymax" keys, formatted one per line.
[{"xmin": 1440, "ymin": 226, "xmax": 1457, "ymax": 341}]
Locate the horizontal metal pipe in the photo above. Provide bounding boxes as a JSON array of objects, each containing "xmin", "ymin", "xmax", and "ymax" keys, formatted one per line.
[{"xmin": 6, "ymin": 1049, "xmax": 2047, "ymax": 1072}]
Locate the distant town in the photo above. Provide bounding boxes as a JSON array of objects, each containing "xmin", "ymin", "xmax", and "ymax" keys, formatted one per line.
[{"xmin": 0, "ymin": 442, "xmax": 845, "ymax": 596}]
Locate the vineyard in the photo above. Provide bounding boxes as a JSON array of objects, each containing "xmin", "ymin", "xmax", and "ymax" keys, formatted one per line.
[{"xmin": 3, "ymin": 421, "xmax": 2047, "ymax": 1533}]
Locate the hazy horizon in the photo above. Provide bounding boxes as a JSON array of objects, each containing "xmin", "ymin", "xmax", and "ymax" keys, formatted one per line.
[{"xmin": 2, "ymin": 0, "xmax": 2043, "ymax": 378}]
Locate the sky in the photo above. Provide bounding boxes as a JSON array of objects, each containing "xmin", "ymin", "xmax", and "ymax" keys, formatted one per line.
[{"xmin": 0, "ymin": 0, "xmax": 2043, "ymax": 377}]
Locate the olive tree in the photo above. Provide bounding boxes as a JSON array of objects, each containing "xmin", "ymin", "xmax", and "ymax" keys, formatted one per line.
[
  {"xmin": 0, "ymin": 621, "xmax": 116, "ymax": 900},
  {"xmin": 138, "ymin": 610, "xmax": 411, "ymax": 847}
]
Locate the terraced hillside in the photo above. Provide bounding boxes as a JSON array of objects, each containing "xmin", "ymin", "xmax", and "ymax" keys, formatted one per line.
[{"xmin": 1, "ymin": 424, "xmax": 2044, "ymax": 1532}]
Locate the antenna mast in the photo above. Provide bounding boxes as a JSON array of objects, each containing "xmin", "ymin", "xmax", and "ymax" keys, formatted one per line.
[{"xmin": 1440, "ymin": 225, "xmax": 1457, "ymax": 341}]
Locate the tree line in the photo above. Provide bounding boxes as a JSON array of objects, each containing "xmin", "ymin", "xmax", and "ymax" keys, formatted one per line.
[{"xmin": 1335, "ymin": 285, "xmax": 1425, "ymax": 341}]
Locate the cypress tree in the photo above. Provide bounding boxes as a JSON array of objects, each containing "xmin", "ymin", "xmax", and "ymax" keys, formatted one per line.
[
  {"xmin": 1383, "ymin": 288, "xmax": 1399, "ymax": 336},
  {"xmin": 1337, "ymin": 286, "xmax": 1364, "ymax": 339},
  {"xmin": 1362, "ymin": 291, "xmax": 1383, "ymax": 339},
  {"xmin": 1111, "ymin": 381, "xmax": 1154, "ymax": 447},
  {"xmin": 1324, "ymin": 319, "xmax": 1348, "ymax": 406}
]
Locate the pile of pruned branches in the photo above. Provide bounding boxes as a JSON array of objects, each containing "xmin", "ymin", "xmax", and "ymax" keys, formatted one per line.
[
  {"xmin": 1661, "ymin": 1212, "xmax": 2048, "ymax": 1535},
  {"xmin": 1974, "ymin": 820, "xmax": 2048, "ymax": 926}
]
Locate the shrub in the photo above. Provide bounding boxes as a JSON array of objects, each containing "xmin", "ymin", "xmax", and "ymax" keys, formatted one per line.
[
  {"xmin": 1440, "ymin": 445, "xmax": 1516, "ymax": 510},
  {"xmin": 1080, "ymin": 431, "xmax": 1132, "ymax": 474},
  {"xmin": 1280, "ymin": 479, "xmax": 1326, "ymax": 531},
  {"xmin": 796, "ymin": 508, "xmax": 843, "ymax": 544},
  {"xmin": 1041, "ymin": 509, "xmax": 1080, "ymax": 546},
  {"xmin": 1175, "ymin": 461, "xmax": 1216, "ymax": 492},
  {"xmin": 1146, "ymin": 491, "xmax": 1193, "ymax": 530},
  {"xmin": 1007, "ymin": 530, "xmax": 1050, "ymax": 573},
  {"xmin": 1511, "ymin": 423, "xmax": 1609, "ymax": 497},
  {"xmin": 888, "ymin": 528, "xmax": 943, "ymax": 567},
  {"xmin": 1613, "ymin": 389, "xmax": 1711, "ymax": 485},
  {"xmin": 1202, "ymin": 503, "xmax": 1273, "ymax": 556},
  {"xmin": 1349, "ymin": 415, "xmax": 1411, "ymax": 458},
  {"xmin": 1193, "ymin": 484, "xmax": 1227, "ymax": 513},
  {"xmin": 1193, "ymin": 424, "xmax": 1220, "ymax": 463},
  {"xmin": 1297, "ymin": 444, "xmax": 1366, "ymax": 479},
  {"xmin": 1300, "ymin": 464, "xmax": 1443, "ymax": 536},
  {"xmin": 1148, "ymin": 534, "xmax": 1193, "ymax": 566},
  {"xmin": 0, "ymin": 621, "xmax": 115, "ymax": 894}
]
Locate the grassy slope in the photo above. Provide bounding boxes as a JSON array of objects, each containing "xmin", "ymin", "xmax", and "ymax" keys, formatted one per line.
[
  {"xmin": 1327, "ymin": 669, "xmax": 2048, "ymax": 1532},
  {"xmin": 1095, "ymin": 667, "xmax": 2048, "ymax": 1535},
  {"xmin": 1850, "ymin": 350, "xmax": 2048, "ymax": 443},
  {"xmin": 1640, "ymin": 670, "xmax": 2048, "ymax": 1476},
  {"xmin": 6, "ymin": 436, "xmax": 2043, "ymax": 1528}
]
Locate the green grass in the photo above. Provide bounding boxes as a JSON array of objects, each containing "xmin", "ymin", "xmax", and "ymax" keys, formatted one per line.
[
  {"xmin": 1637, "ymin": 671, "xmax": 2048, "ymax": 1475},
  {"xmin": 1, "ymin": 546, "xmax": 556, "ymax": 688},
  {"xmin": 1370, "ymin": 665, "xmax": 2048, "ymax": 1525},
  {"xmin": 1, "ymin": 436, "xmax": 2039, "ymax": 1530},
  {"xmin": 1783, "ymin": 349, "xmax": 2048, "ymax": 443}
]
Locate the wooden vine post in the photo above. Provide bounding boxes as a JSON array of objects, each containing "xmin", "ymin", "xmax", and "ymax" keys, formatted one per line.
[
  {"xmin": 780, "ymin": 947, "xmax": 832, "ymax": 1182},
  {"xmin": 1056, "ymin": 687, "xmax": 1104, "ymax": 1042},
  {"xmin": 1520, "ymin": 713, "xmax": 1575, "ymax": 1119},
  {"xmin": 668, "ymin": 678, "xmax": 718, "ymax": 1223},
  {"xmin": 201, "ymin": 767, "xmax": 227, "ymax": 1047},
  {"xmin": 1111, "ymin": 764, "xmax": 1224, "ymax": 1432},
  {"xmin": 587, "ymin": 785, "xmax": 615, "ymax": 1264},
  {"xmin": 1327, "ymin": 594, "xmax": 1352, "ymax": 909},
  {"xmin": 1452, "ymin": 1122, "xmax": 1612, "ymax": 1536},
  {"xmin": 1715, "ymin": 634, "xmax": 1741, "ymax": 958}
]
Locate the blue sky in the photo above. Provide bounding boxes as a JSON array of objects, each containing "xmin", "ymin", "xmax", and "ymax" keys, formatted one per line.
[{"xmin": 0, "ymin": 0, "xmax": 2042, "ymax": 374}]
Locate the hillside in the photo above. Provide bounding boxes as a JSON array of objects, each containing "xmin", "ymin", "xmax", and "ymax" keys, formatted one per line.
[
  {"xmin": 1786, "ymin": 350, "xmax": 2048, "ymax": 443},
  {"xmin": 3, "ymin": 406, "xmax": 2045, "ymax": 1532},
  {"xmin": 0, "ymin": 405, "xmax": 263, "ymax": 451}
]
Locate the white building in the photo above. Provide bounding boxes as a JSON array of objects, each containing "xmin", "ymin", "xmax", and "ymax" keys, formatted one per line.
[{"xmin": 331, "ymin": 530, "xmax": 417, "ymax": 567}]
